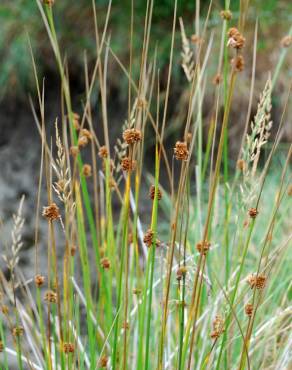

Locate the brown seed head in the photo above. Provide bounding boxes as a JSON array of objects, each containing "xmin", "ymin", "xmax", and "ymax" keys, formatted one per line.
[
  {"xmin": 123, "ymin": 128, "xmax": 142, "ymax": 145},
  {"xmin": 99, "ymin": 355, "xmax": 108, "ymax": 368},
  {"xmin": 210, "ymin": 315, "xmax": 225, "ymax": 339},
  {"xmin": 78, "ymin": 135, "xmax": 89, "ymax": 148},
  {"xmin": 174, "ymin": 141, "xmax": 189, "ymax": 161},
  {"xmin": 44, "ymin": 290, "xmax": 57, "ymax": 303},
  {"xmin": 12, "ymin": 326, "xmax": 24, "ymax": 337},
  {"xmin": 149, "ymin": 185, "xmax": 162, "ymax": 201},
  {"xmin": 281, "ymin": 35, "xmax": 292, "ymax": 48},
  {"xmin": 237, "ymin": 159, "xmax": 246, "ymax": 172},
  {"xmin": 248, "ymin": 207, "xmax": 258, "ymax": 218},
  {"xmin": 247, "ymin": 273, "xmax": 267, "ymax": 290},
  {"xmin": 63, "ymin": 342, "xmax": 75, "ymax": 354},
  {"xmin": 99, "ymin": 145, "xmax": 108, "ymax": 159},
  {"xmin": 143, "ymin": 229, "xmax": 154, "ymax": 247},
  {"xmin": 231, "ymin": 55, "xmax": 245, "ymax": 72},
  {"xmin": 82, "ymin": 164, "xmax": 92, "ymax": 177},
  {"xmin": 133, "ymin": 288, "xmax": 142, "ymax": 295},
  {"xmin": 227, "ymin": 27, "xmax": 245, "ymax": 49},
  {"xmin": 42, "ymin": 203, "xmax": 60, "ymax": 221},
  {"xmin": 35, "ymin": 274, "xmax": 45, "ymax": 288},
  {"xmin": 196, "ymin": 240, "xmax": 211, "ymax": 255},
  {"xmin": 80, "ymin": 129, "xmax": 92, "ymax": 141},
  {"xmin": 70, "ymin": 146, "xmax": 79, "ymax": 157},
  {"xmin": 0, "ymin": 341, "xmax": 4, "ymax": 352},
  {"xmin": 287, "ymin": 185, "xmax": 292, "ymax": 196},
  {"xmin": 121, "ymin": 157, "xmax": 136, "ymax": 172},
  {"xmin": 220, "ymin": 10, "xmax": 232, "ymax": 21},
  {"xmin": 244, "ymin": 303, "xmax": 253, "ymax": 317},
  {"xmin": 72, "ymin": 113, "xmax": 80, "ymax": 130},
  {"xmin": 101, "ymin": 258, "xmax": 111, "ymax": 269},
  {"xmin": 176, "ymin": 266, "xmax": 188, "ymax": 281}
]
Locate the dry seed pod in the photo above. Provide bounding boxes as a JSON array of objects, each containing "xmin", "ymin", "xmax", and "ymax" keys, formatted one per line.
[
  {"xmin": 78, "ymin": 136, "xmax": 89, "ymax": 148},
  {"xmin": 70, "ymin": 146, "xmax": 79, "ymax": 157},
  {"xmin": 0, "ymin": 341, "xmax": 4, "ymax": 352},
  {"xmin": 213, "ymin": 73, "xmax": 222, "ymax": 85},
  {"xmin": 101, "ymin": 258, "xmax": 111, "ymax": 269},
  {"xmin": 12, "ymin": 326, "xmax": 24, "ymax": 337},
  {"xmin": 174, "ymin": 141, "xmax": 189, "ymax": 161},
  {"xmin": 247, "ymin": 273, "xmax": 267, "ymax": 290},
  {"xmin": 149, "ymin": 185, "xmax": 162, "ymax": 200},
  {"xmin": 244, "ymin": 303, "xmax": 253, "ymax": 317},
  {"xmin": 176, "ymin": 266, "xmax": 188, "ymax": 281},
  {"xmin": 210, "ymin": 315, "xmax": 225, "ymax": 339},
  {"xmin": 42, "ymin": 203, "xmax": 60, "ymax": 221},
  {"xmin": 99, "ymin": 145, "xmax": 108, "ymax": 158},
  {"xmin": 99, "ymin": 355, "xmax": 108, "ymax": 368},
  {"xmin": 44, "ymin": 290, "xmax": 57, "ymax": 303},
  {"xmin": 227, "ymin": 27, "xmax": 245, "ymax": 49},
  {"xmin": 143, "ymin": 229, "xmax": 154, "ymax": 247},
  {"xmin": 82, "ymin": 164, "xmax": 92, "ymax": 177},
  {"xmin": 231, "ymin": 55, "xmax": 245, "ymax": 72},
  {"xmin": 220, "ymin": 10, "xmax": 232, "ymax": 21},
  {"xmin": 248, "ymin": 208, "xmax": 258, "ymax": 218},
  {"xmin": 80, "ymin": 129, "xmax": 92, "ymax": 140},
  {"xmin": 196, "ymin": 240, "xmax": 211, "ymax": 255},
  {"xmin": 35, "ymin": 274, "xmax": 45, "ymax": 287},
  {"xmin": 121, "ymin": 157, "xmax": 136, "ymax": 172},
  {"xmin": 123, "ymin": 128, "xmax": 142, "ymax": 145},
  {"xmin": 63, "ymin": 342, "xmax": 75, "ymax": 354}
]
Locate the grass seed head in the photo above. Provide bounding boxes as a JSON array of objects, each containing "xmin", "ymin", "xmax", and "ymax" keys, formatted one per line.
[
  {"xmin": 101, "ymin": 258, "xmax": 111, "ymax": 269},
  {"xmin": 1, "ymin": 305, "xmax": 9, "ymax": 315},
  {"xmin": 123, "ymin": 128, "xmax": 142, "ymax": 145},
  {"xmin": 44, "ymin": 290, "xmax": 57, "ymax": 303},
  {"xmin": 143, "ymin": 229, "xmax": 154, "ymax": 247},
  {"xmin": 43, "ymin": 0, "xmax": 54, "ymax": 5},
  {"xmin": 63, "ymin": 342, "xmax": 75, "ymax": 354},
  {"xmin": 0, "ymin": 341, "xmax": 4, "ymax": 352},
  {"xmin": 80, "ymin": 128, "xmax": 92, "ymax": 140},
  {"xmin": 82, "ymin": 164, "xmax": 92, "ymax": 177},
  {"xmin": 149, "ymin": 185, "xmax": 162, "ymax": 200},
  {"xmin": 196, "ymin": 240, "xmax": 211, "ymax": 255},
  {"xmin": 78, "ymin": 135, "xmax": 89, "ymax": 148},
  {"xmin": 210, "ymin": 315, "xmax": 225, "ymax": 339},
  {"xmin": 231, "ymin": 55, "xmax": 245, "ymax": 72},
  {"xmin": 174, "ymin": 141, "xmax": 189, "ymax": 161},
  {"xmin": 227, "ymin": 27, "xmax": 245, "ymax": 49},
  {"xmin": 245, "ymin": 303, "xmax": 253, "ymax": 317},
  {"xmin": 99, "ymin": 145, "xmax": 108, "ymax": 158},
  {"xmin": 99, "ymin": 355, "xmax": 108, "ymax": 368},
  {"xmin": 121, "ymin": 157, "xmax": 136, "ymax": 172},
  {"xmin": 35, "ymin": 274, "xmax": 45, "ymax": 287},
  {"xmin": 70, "ymin": 146, "xmax": 79, "ymax": 157},
  {"xmin": 12, "ymin": 326, "xmax": 24, "ymax": 337},
  {"xmin": 42, "ymin": 203, "xmax": 60, "ymax": 221},
  {"xmin": 237, "ymin": 159, "xmax": 246, "ymax": 172},
  {"xmin": 247, "ymin": 273, "xmax": 267, "ymax": 290},
  {"xmin": 176, "ymin": 266, "xmax": 188, "ymax": 281},
  {"xmin": 220, "ymin": 10, "xmax": 232, "ymax": 21},
  {"xmin": 248, "ymin": 207, "xmax": 258, "ymax": 218}
]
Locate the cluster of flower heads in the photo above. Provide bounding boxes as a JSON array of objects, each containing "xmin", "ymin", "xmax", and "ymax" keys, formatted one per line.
[{"xmin": 227, "ymin": 27, "xmax": 246, "ymax": 72}]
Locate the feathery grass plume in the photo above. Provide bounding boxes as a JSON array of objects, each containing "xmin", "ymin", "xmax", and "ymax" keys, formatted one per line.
[
  {"xmin": 52, "ymin": 121, "xmax": 72, "ymax": 205},
  {"xmin": 179, "ymin": 18, "xmax": 195, "ymax": 82},
  {"xmin": 2, "ymin": 195, "xmax": 25, "ymax": 272},
  {"xmin": 239, "ymin": 77, "xmax": 273, "ymax": 205},
  {"xmin": 246, "ymin": 77, "xmax": 273, "ymax": 176}
]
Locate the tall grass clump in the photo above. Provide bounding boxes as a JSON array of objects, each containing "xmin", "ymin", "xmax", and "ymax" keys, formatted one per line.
[{"xmin": 0, "ymin": 0, "xmax": 291, "ymax": 369}]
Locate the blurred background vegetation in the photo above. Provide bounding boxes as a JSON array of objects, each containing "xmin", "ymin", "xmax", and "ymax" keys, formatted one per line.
[{"xmin": 0, "ymin": 0, "xmax": 291, "ymax": 97}]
